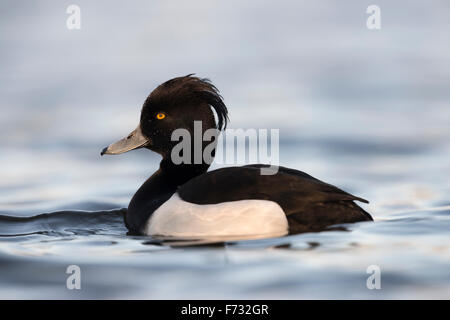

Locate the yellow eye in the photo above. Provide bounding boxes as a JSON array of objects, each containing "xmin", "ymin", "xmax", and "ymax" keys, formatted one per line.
[{"xmin": 156, "ymin": 113, "xmax": 166, "ymax": 120}]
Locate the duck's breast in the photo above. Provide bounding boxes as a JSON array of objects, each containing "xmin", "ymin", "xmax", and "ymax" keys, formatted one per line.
[{"xmin": 144, "ymin": 193, "xmax": 288, "ymax": 238}]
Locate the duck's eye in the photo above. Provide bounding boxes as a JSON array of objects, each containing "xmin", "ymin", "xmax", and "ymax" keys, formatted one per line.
[{"xmin": 156, "ymin": 113, "xmax": 166, "ymax": 120}]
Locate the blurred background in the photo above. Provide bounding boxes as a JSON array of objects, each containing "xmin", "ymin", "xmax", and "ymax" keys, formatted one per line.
[
  {"xmin": 0, "ymin": 1, "xmax": 449, "ymax": 299},
  {"xmin": 1, "ymin": 0, "xmax": 450, "ymax": 215}
]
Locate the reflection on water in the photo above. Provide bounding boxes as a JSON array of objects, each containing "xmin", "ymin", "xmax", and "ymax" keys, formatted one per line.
[
  {"xmin": 0, "ymin": 203, "xmax": 449, "ymax": 299},
  {"xmin": 1, "ymin": 0, "xmax": 450, "ymax": 299}
]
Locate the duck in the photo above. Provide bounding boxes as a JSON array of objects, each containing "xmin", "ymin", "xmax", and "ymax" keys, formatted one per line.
[{"xmin": 101, "ymin": 75, "xmax": 372, "ymax": 238}]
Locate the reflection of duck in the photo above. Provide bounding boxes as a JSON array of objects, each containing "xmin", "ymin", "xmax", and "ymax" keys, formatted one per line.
[{"xmin": 101, "ymin": 75, "xmax": 372, "ymax": 237}]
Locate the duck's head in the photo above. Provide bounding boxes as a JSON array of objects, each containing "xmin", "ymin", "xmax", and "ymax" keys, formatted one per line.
[{"xmin": 101, "ymin": 75, "xmax": 228, "ymax": 162}]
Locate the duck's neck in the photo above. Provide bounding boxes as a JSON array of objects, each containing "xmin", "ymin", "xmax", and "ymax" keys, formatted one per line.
[
  {"xmin": 131, "ymin": 158, "xmax": 211, "ymax": 207},
  {"xmin": 159, "ymin": 158, "xmax": 211, "ymax": 186},
  {"xmin": 126, "ymin": 157, "xmax": 210, "ymax": 234}
]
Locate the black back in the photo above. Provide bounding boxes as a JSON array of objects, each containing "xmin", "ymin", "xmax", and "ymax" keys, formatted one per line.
[{"xmin": 178, "ymin": 165, "xmax": 372, "ymax": 234}]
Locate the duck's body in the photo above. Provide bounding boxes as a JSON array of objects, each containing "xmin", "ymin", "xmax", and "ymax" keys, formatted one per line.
[
  {"xmin": 146, "ymin": 193, "xmax": 288, "ymax": 238},
  {"xmin": 102, "ymin": 75, "xmax": 372, "ymax": 238}
]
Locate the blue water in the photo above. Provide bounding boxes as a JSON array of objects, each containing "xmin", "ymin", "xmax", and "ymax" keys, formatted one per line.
[{"xmin": 1, "ymin": 1, "xmax": 450, "ymax": 299}]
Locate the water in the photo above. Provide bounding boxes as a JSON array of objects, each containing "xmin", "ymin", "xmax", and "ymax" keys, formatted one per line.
[{"xmin": 1, "ymin": 1, "xmax": 450, "ymax": 299}]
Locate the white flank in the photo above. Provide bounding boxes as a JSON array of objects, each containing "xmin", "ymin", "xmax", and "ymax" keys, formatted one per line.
[{"xmin": 144, "ymin": 193, "xmax": 288, "ymax": 238}]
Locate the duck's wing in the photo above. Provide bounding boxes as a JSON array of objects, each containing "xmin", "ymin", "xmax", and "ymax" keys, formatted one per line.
[
  {"xmin": 177, "ymin": 165, "xmax": 372, "ymax": 233},
  {"xmin": 178, "ymin": 164, "xmax": 369, "ymax": 207}
]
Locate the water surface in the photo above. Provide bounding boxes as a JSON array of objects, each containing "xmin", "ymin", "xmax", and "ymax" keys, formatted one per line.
[{"xmin": 1, "ymin": 1, "xmax": 450, "ymax": 299}]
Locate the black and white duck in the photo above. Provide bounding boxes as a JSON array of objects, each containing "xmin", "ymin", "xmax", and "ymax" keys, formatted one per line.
[{"xmin": 101, "ymin": 75, "xmax": 372, "ymax": 238}]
